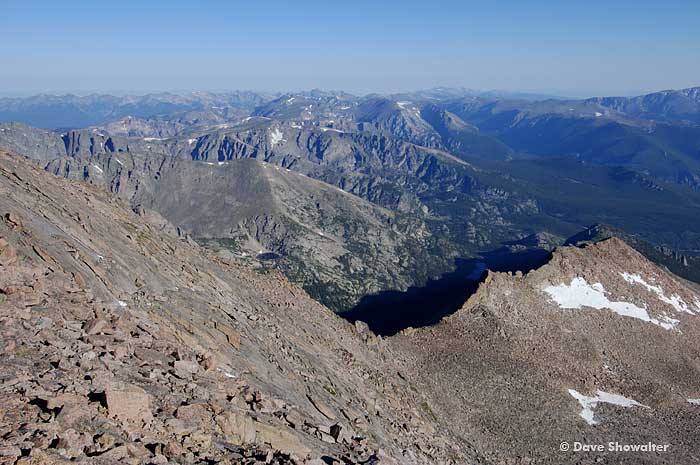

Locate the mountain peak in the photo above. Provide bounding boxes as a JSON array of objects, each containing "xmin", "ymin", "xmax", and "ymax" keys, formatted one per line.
[{"xmin": 393, "ymin": 235, "xmax": 700, "ymax": 462}]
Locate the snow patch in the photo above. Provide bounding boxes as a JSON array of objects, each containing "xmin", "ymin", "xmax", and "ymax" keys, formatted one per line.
[
  {"xmin": 114, "ymin": 158, "xmax": 123, "ymax": 166},
  {"xmin": 620, "ymin": 272, "xmax": 696, "ymax": 315},
  {"xmin": 569, "ymin": 389, "xmax": 647, "ymax": 425},
  {"xmin": 92, "ymin": 165, "xmax": 103, "ymax": 174},
  {"xmin": 143, "ymin": 137, "xmax": 164, "ymax": 141},
  {"xmin": 320, "ymin": 127, "xmax": 344, "ymax": 133},
  {"xmin": 217, "ymin": 367, "xmax": 237, "ymax": 379},
  {"xmin": 688, "ymin": 399, "xmax": 700, "ymax": 405},
  {"xmin": 595, "ymin": 112, "xmax": 603, "ymax": 117},
  {"xmin": 117, "ymin": 300, "xmax": 127, "ymax": 308},
  {"xmin": 269, "ymin": 128, "xmax": 284, "ymax": 147},
  {"xmin": 543, "ymin": 277, "xmax": 679, "ymax": 330},
  {"xmin": 188, "ymin": 138, "xmax": 197, "ymax": 145}
]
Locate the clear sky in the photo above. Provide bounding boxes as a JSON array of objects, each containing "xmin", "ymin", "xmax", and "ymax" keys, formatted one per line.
[{"xmin": 1, "ymin": 0, "xmax": 699, "ymax": 98}]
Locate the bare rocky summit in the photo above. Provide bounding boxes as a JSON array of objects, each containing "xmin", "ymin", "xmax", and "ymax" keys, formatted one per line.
[{"xmin": 394, "ymin": 237, "xmax": 700, "ymax": 464}]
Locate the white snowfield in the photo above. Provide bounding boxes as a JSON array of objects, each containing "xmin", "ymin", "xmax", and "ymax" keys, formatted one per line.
[
  {"xmin": 568, "ymin": 389, "xmax": 648, "ymax": 425},
  {"xmin": 543, "ymin": 277, "xmax": 679, "ymax": 330},
  {"xmin": 269, "ymin": 128, "xmax": 284, "ymax": 147},
  {"xmin": 620, "ymin": 272, "xmax": 698, "ymax": 315}
]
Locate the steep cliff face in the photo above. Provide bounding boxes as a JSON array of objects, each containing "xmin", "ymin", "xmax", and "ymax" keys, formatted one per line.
[
  {"xmin": 393, "ymin": 238, "xmax": 700, "ymax": 464},
  {"xmin": 0, "ymin": 150, "xmax": 470, "ymax": 464}
]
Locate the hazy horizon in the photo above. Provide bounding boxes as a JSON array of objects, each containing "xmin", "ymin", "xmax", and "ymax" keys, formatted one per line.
[
  {"xmin": 0, "ymin": 83, "xmax": 697, "ymax": 101},
  {"xmin": 2, "ymin": 0, "xmax": 699, "ymax": 98}
]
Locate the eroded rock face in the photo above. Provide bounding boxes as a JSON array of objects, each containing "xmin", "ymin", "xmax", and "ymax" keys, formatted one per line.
[
  {"xmin": 0, "ymin": 150, "xmax": 467, "ymax": 464},
  {"xmin": 394, "ymin": 237, "xmax": 700, "ymax": 464}
]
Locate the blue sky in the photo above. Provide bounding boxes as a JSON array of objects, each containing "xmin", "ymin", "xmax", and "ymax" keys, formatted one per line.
[{"xmin": 1, "ymin": 0, "xmax": 699, "ymax": 97}]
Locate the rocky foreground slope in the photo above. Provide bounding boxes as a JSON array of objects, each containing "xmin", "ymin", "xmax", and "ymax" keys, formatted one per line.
[{"xmin": 0, "ymin": 150, "xmax": 468, "ymax": 464}]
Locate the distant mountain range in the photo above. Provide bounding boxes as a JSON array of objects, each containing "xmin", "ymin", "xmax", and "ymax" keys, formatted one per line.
[
  {"xmin": 1, "ymin": 86, "xmax": 699, "ymax": 313},
  {"xmin": 0, "ymin": 91, "xmax": 272, "ymax": 129},
  {"xmin": 6, "ymin": 86, "xmax": 698, "ymax": 130}
]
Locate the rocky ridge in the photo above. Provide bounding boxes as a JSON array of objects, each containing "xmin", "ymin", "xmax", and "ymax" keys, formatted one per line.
[{"xmin": 393, "ymin": 237, "xmax": 700, "ymax": 464}]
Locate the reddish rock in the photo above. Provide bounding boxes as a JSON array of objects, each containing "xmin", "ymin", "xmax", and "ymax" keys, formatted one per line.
[{"xmin": 104, "ymin": 385, "xmax": 153, "ymax": 426}]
